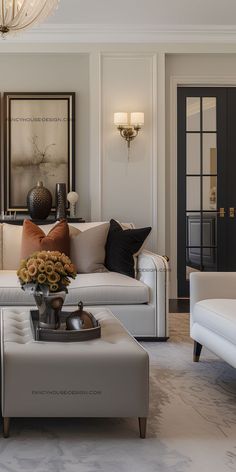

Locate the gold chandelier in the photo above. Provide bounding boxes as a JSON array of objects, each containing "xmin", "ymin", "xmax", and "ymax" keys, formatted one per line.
[{"xmin": 0, "ymin": 0, "xmax": 59, "ymax": 36}]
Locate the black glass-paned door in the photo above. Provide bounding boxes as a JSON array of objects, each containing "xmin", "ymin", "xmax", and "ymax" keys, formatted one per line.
[{"xmin": 177, "ymin": 87, "xmax": 231, "ymax": 297}]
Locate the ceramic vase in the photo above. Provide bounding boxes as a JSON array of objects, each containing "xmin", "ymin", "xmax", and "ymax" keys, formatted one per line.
[
  {"xmin": 55, "ymin": 183, "xmax": 67, "ymax": 220},
  {"xmin": 27, "ymin": 181, "xmax": 52, "ymax": 220}
]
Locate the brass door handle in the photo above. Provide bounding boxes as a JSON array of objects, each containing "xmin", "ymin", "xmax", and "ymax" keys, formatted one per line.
[
  {"xmin": 229, "ymin": 207, "xmax": 235, "ymax": 218},
  {"xmin": 218, "ymin": 208, "xmax": 225, "ymax": 218}
]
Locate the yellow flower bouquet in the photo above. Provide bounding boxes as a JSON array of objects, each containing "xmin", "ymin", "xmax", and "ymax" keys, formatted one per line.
[{"xmin": 17, "ymin": 250, "xmax": 77, "ymax": 293}]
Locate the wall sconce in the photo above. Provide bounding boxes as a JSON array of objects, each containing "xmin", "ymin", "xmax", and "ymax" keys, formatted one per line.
[{"xmin": 114, "ymin": 112, "xmax": 144, "ymax": 149}]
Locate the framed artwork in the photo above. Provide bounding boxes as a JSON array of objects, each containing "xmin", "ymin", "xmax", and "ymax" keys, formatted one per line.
[{"xmin": 4, "ymin": 92, "xmax": 75, "ymax": 212}]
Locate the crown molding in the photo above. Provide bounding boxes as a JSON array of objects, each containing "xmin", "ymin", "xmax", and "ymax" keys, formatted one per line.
[{"xmin": 3, "ymin": 24, "xmax": 236, "ymax": 44}]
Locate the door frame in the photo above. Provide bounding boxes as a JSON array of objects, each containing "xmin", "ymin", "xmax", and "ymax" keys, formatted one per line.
[{"xmin": 170, "ymin": 76, "xmax": 236, "ymax": 299}]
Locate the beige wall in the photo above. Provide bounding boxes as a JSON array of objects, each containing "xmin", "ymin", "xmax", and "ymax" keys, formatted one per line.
[
  {"xmin": 0, "ymin": 51, "xmax": 158, "ymax": 253},
  {"xmin": 101, "ymin": 54, "xmax": 155, "ymax": 248},
  {"xmin": 166, "ymin": 53, "xmax": 236, "ymax": 78},
  {"xmin": 3, "ymin": 48, "xmax": 236, "ymax": 296},
  {"xmin": 166, "ymin": 53, "xmax": 236, "ymax": 296},
  {"xmin": 0, "ymin": 53, "xmax": 90, "ymax": 220}
]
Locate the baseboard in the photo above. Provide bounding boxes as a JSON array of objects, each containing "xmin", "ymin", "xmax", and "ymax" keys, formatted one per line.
[
  {"xmin": 169, "ymin": 298, "xmax": 190, "ymax": 313},
  {"xmin": 135, "ymin": 336, "xmax": 169, "ymax": 342}
]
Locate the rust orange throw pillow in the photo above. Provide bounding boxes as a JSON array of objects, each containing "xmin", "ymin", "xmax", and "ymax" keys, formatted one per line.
[{"xmin": 21, "ymin": 220, "xmax": 70, "ymax": 260}]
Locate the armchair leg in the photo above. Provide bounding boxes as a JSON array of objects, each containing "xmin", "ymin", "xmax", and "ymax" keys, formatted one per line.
[
  {"xmin": 3, "ymin": 417, "xmax": 10, "ymax": 438},
  {"xmin": 139, "ymin": 417, "xmax": 147, "ymax": 439},
  {"xmin": 193, "ymin": 341, "xmax": 202, "ymax": 362}
]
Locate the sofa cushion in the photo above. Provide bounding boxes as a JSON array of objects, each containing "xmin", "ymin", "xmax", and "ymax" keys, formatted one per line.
[
  {"xmin": 70, "ymin": 223, "xmax": 109, "ymax": 273},
  {"xmin": 2, "ymin": 222, "xmax": 135, "ymax": 271},
  {"xmin": 193, "ymin": 299, "xmax": 236, "ymax": 346},
  {"xmin": 105, "ymin": 219, "xmax": 151, "ymax": 278},
  {"xmin": 3, "ymin": 223, "xmax": 56, "ymax": 270},
  {"xmin": 0, "ymin": 271, "xmax": 149, "ymax": 306},
  {"xmin": 21, "ymin": 220, "xmax": 70, "ymax": 259}
]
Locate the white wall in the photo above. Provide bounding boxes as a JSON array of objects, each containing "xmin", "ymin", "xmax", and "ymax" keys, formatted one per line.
[
  {"xmin": 0, "ymin": 53, "xmax": 90, "ymax": 220},
  {"xmin": 101, "ymin": 54, "xmax": 155, "ymax": 247},
  {"xmin": 4, "ymin": 47, "xmax": 236, "ymax": 297},
  {"xmin": 0, "ymin": 50, "xmax": 159, "ymax": 253}
]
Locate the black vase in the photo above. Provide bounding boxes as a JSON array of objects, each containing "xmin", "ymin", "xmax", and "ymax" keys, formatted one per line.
[
  {"xmin": 27, "ymin": 181, "xmax": 52, "ymax": 220},
  {"xmin": 55, "ymin": 183, "xmax": 67, "ymax": 220}
]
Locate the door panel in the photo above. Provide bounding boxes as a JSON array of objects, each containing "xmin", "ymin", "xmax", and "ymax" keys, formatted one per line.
[
  {"xmin": 177, "ymin": 87, "xmax": 227, "ymax": 297},
  {"xmin": 225, "ymin": 89, "xmax": 236, "ymax": 271}
]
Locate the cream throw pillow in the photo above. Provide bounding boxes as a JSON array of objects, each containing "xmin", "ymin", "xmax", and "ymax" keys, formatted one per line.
[
  {"xmin": 3, "ymin": 222, "xmax": 57, "ymax": 270},
  {"xmin": 70, "ymin": 223, "xmax": 109, "ymax": 273}
]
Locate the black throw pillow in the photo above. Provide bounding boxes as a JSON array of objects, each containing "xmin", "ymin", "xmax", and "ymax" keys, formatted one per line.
[{"xmin": 105, "ymin": 219, "xmax": 152, "ymax": 278}]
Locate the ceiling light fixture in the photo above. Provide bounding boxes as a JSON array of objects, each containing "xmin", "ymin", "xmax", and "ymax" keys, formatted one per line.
[{"xmin": 0, "ymin": 0, "xmax": 59, "ymax": 37}]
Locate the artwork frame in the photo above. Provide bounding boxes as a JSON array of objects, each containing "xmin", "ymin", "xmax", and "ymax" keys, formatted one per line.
[{"xmin": 3, "ymin": 92, "xmax": 75, "ymax": 213}]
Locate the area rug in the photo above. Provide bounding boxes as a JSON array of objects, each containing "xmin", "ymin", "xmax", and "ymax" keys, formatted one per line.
[{"xmin": 0, "ymin": 314, "xmax": 235, "ymax": 472}]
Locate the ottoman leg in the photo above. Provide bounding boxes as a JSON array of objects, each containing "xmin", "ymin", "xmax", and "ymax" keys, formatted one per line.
[
  {"xmin": 139, "ymin": 417, "xmax": 147, "ymax": 439},
  {"xmin": 193, "ymin": 341, "xmax": 203, "ymax": 362},
  {"xmin": 3, "ymin": 417, "xmax": 10, "ymax": 438}
]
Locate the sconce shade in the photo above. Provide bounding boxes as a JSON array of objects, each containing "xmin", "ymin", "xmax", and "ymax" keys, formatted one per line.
[
  {"xmin": 130, "ymin": 112, "xmax": 144, "ymax": 126},
  {"xmin": 114, "ymin": 112, "xmax": 128, "ymax": 126}
]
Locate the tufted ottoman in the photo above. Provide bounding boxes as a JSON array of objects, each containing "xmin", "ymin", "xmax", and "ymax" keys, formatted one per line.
[{"xmin": 1, "ymin": 307, "xmax": 149, "ymax": 438}]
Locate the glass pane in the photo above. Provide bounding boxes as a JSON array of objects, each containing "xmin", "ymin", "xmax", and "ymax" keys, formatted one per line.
[
  {"xmin": 202, "ymin": 247, "xmax": 217, "ymax": 270},
  {"xmin": 202, "ymin": 212, "xmax": 217, "ymax": 246},
  {"xmin": 203, "ymin": 134, "xmax": 217, "ymax": 174},
  {"xmin": 186, "ymin": 97, "xmax": 200, "ymax": 131},
  {"xmin": 203, "ymin": 97, "xmax": 216, "ymax": 131},
  {"xmin": 186, "ymin": 212, "xmax": 201, "ymax": 246},
  {"xmin": 203, "ymin": 176, "xmax": 217, "ymax": 210},
  {"xmin": 187, "ymin": 133, "xmax": 201, "ymax": 174},
  {"xmin": 186, "ymin": 246, "xmax": 200, "ymax": 266},
  {"xmin": 187, "ymin": 177, "xmax": 201, "ymax": 211},
  {"xmin": 185, "ymin": 211, "xmax": 217, "ymax": 280}
]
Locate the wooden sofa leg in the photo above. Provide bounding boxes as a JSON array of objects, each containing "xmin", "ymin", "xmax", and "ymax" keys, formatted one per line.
[
  {"xmin": 3, "ymin": 417, "xmax": 10, "ymax": 438},
  {"xmin": 139, "ymin": 417, "xmax": 147, "ymax": 439},
  {"xmin": 193, "ymin": 341, "xmax": 202, "ymax": 362}
]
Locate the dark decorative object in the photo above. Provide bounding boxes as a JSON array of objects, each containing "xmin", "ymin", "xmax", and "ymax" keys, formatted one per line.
[
  {"xmin": 0, "ymin": 218, "xmax": 85, "ymax": 225},
  {"xmin": 30, "ymin": 309, "xmax": 101, "ymax": 342},
  {"xmin": 33, "ymin": 291, "xmax": 66, "ymax": 330},
  {"xmin": 27, "ymin": 181, "xmax": 52, "ymax": 220},
  {"xmin": 66, "ymin": 302, "xmax": 97, "ymax": 331},
  {"xmin": 4, "ymin": 92, "xmax": 75, "ymax": 213},
  {"xmin": 56, "ymin": 183, "xmax": 67, "ymax": 220},
  {"xmin": 105, "ymin": 219, "xmax": 152, "ymax": 278}
]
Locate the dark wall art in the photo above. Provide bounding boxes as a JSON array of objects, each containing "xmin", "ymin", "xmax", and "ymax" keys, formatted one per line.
[{"xmin": 4, "ymin": 92, "xmax": 75, "ymax": 212}]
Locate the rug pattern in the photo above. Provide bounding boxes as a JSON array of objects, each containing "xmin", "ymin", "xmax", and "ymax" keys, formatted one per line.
[{"xmin": 0, "ymin": 314, "xmax": 235, "ymax": 472}]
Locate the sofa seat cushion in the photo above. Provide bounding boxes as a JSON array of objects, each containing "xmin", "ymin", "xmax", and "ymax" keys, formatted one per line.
[
  {"xmin": 193, "ymin": 299, "xmax": 236, "ymax": 346},
  {"xmin": 67, "ymin": 272, "xmax": 149, "ymax": 305},
  {"xmin": 0, "ymin": 271, "xmax": 149, "ymax": 306}
]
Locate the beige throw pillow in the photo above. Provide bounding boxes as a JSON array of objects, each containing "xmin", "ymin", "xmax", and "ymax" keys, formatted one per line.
[{"xmin": 70, "ymin": 223, "xmax": 109, "ymax": 273}]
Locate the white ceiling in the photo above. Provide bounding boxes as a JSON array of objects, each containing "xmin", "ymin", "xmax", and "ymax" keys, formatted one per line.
[{"xmin": 48, "ymin": 0, "xmax": 236, "ymax": 26}]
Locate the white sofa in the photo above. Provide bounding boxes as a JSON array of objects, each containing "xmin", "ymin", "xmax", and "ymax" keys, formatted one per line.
[
  {"xmin": 190, "ymin": 272, "xmax": 236, "ymax": 367},
  {"xmin": 0, "ymin": 222, "xmax": 169, "ymax": 340}
]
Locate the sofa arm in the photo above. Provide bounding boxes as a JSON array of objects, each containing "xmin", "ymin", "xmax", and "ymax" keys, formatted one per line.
[
  {"xmin": 190, "ymin": 272, "xmax": 236, "ymax": 315},
  {"xmin": 137, "ymin": 250, "xmax": 169, "ymax": 338}
]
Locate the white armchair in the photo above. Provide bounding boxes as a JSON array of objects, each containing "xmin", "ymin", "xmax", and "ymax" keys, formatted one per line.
[{"xmin": 190, "ymin": 272, "xmax": 236, "ymax": 368}]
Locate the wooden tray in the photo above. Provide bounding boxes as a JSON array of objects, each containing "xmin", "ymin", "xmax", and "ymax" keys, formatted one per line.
[{"xmin": 30, "ymin": 310, "xmax": 101, "ymax": 342}]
